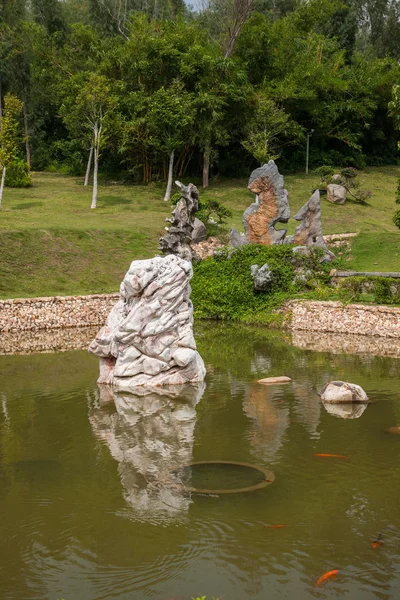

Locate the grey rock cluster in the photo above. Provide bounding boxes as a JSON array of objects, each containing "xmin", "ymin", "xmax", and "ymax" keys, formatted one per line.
[
  {"xmin": 89, "ymin": 254, "xmax": 206, "ymax": 389},
  {"xmin": 159, "ymin": 181, "xmax": 203, "ymax": 261}
]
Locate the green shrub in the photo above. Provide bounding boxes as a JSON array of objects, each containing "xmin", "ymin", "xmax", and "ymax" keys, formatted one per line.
[
  {"xmin": 197, "ymin": 199, "xmax": 232, "ymax": 225},
  {"xmin": 313, "ymin": 165, "xmax": 334, "ymax": 178},
  {"xmin": 191, "ymin": 244, "xmax": 331, "ymax": 323},
  {"xmin": 393, "ymin": 209, "xmax": 400, "ymax": 229},
  {"xmin": 396, "ymin": 177, "xmax": 400, "ymax": 204},
  {"xmin": 172, "ymin": 194, "xmax": 232, "ymax": 224},
  {"xmin": 5, "ymin": 159, "xmax": 32, "ymax": 188},
  {"xmin": 338, "ymin": 276, "xmax": 400, "ymax": 305}
]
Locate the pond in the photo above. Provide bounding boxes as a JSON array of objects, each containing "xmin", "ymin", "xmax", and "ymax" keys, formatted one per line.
[{"xmin": 0, "ymin": 323, "xmax": 400, "ymax": 600}]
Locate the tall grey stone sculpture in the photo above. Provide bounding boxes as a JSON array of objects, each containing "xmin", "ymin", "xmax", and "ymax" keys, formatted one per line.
[
  {"xmin": 286, "ymin": 190, "xmax": 334, "ymax": 260},
  {"xmin": 89, "ymin": 254, "xmax": 206, "ymax": 389},
  {"xmin": 159, "ymin": 181, "xmax": 204, "ymax": 261},
  {"xmin": 230, "ymin": 160, "xmax": 290, "ymax": 247}
]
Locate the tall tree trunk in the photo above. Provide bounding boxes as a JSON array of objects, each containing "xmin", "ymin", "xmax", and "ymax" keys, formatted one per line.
[
  {"xmin": 91, "ymin": 147, "xmax": 98, "ymax": 209},
  {"xmin": 23, "ymin": 102, "xmax": 31, "ymax": 169},
  {"xmin": 84, "ymin": 146, "xmax": 93, "ymax": 186},
  {"xmin": 164, "ymin": 150, "xmax": 175, "ymax": 201},
  {"xmin": 0, "ymin": 166, "xmax": 6, "ymax": 209},
  {"xmin": 202, "ymin": 144, "xmax": 210, "ymax": 188}
]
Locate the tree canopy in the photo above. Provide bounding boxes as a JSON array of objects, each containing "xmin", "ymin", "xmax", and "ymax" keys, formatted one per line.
[{"xmin": 0, "ymin": 0, "xmax": 399, "ymax": 184}]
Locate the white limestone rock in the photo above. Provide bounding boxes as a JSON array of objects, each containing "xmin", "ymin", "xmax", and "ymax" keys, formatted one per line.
[
  {"xmin": 89, "ymin": 255, "xmax": 206, "ymax": 389},
  {"xmin": 319, "ymin": 380, "xmax": 368, "ymax": 403}
]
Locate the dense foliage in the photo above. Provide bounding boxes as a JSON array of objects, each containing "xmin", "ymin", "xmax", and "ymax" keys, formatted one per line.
[
  {"xmin": 1, "ymin": 0, "xmax": 400, "ymax": 185},
  {"xmin": 191, "ymin": 244, "xmax": 331, "ymax": 324},
  {"xmin": 338, "ymin": 276, "xmax": 400, "ymax": 304}
]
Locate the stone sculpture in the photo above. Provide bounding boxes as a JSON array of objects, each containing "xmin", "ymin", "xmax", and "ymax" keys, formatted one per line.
[
  {"xmin": 327, "ymin": 183, "xmax": 347, "ymax": 205},
  {"xmin": 89, "ymin": 254, "xmax": 206, "ymax": 389},
  {"xmin": 230, "ymin": 161, "xmax": 290, "ymax": 247},
  {"xmin": 286, "ymin": 190, "xmax": 334, "ymax": 260},
  {"xmin": 229, "ymin": 162, "xmax": 333, "ymax": 260},
  {"xmin": 159, "ymin": 181, "xmax": 202, "ymax": 261},
  {"xmin": 319, "ymin": 381, "xmax": 368, "ymax": 403}
]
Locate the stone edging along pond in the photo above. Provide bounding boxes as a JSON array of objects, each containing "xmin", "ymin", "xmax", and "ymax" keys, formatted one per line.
[
  {"xmin": 0, "ymin": 294, "xmax": 119, "ymax": 333},
  {"xmin": 283, "ymin": 300, "xmax": 400, "ymax": 338},
  {"xmin": 1, "ymin": 294, "xmax": 400, "ymax": 339}
]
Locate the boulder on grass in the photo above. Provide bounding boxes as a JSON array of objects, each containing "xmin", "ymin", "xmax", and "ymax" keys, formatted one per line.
[
  {"xmin": 327, "ymin": 183, "xmax": 347, "ymax": 205},
  {"xmin": 319, "ymin": 381, "xmax": 368, "ymax": 403}
]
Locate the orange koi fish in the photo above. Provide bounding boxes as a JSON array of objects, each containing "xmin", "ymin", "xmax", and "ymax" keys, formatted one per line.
[
  {"xmin": 316, "ymin": 569, "xmax": 339, "ymax": 587},
  {"xmin": 372, "ymin": 534, "xmax": 383, "ymax": 549},
  {"xmin": 264, "ymin": 524, "xmax": 285, "ymax": 529},
  {"xmin": 314, "ymin": 453, "xmax": 348, "ymax": 459}
]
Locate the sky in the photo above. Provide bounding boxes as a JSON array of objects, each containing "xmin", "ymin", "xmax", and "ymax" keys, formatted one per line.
[{"xmin": 185, "ymin": 0, "xmax": 204, "ymax": 10}]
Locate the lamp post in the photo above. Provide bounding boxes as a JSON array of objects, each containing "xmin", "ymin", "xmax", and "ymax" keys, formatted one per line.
[{"xmin": 306, "ymin": 129, "xmax": 314, "ymax": 175}]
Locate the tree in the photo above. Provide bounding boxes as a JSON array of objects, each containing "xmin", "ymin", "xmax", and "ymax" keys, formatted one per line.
[
  {"xmin": 30, "ymin": 0, "xmax": 67, "ymax": 36},
  {"xmin": 146, "ymin": 80, "xmax": 195, "ymax": 201},
  {"xmin": 388, "ymin": 84, "xmax": 400, "ymax": 131},
  {"xmin": 60, "ymin": 73, "xmax": 118, "ymax": 208},
  {"xmin": 241, "ymin": 93, "xmax": 302, "ymax": 164},
  {"xmin": 0, "ymin": 93, "xmax": 23, "ymax": 207}
]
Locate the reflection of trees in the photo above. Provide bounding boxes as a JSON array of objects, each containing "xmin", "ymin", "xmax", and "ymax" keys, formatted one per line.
[{"xmin": 89, "ymin": 383, "xmax": 205, "ymax": 522}]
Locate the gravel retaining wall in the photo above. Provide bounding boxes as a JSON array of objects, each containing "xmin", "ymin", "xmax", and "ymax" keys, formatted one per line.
[
  {"xmin": 284, "ymin": 300, "xmax": 400, "ymax": 338},
  {"xmin": 1, "ymin": 295, "xmax": 400, "ymax": 342},
  {"xmin": 0, "ymin": 294, "xmax": 119, "ymax": 333}
]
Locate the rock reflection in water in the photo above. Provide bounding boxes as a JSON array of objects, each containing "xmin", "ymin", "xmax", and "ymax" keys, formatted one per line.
[
  {"xmin": 322, "ymin": 401, "xmax": 368, "ymax": 419},
  {"xmin": 243, "ymin": 383, "xmax": 289, "ymax": 461},
  {"xmin": 89, "ymin": 383, "xmax": 205, "ymax": 521},
  {"xmin": 292, "ymin": 382, "xmax": 321, "ymax": 438}
]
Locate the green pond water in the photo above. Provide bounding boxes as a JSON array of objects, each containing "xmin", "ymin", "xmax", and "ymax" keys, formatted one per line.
[{"xmin": 1, "ymin": 323, "xmax": 400, "ymax": 600}]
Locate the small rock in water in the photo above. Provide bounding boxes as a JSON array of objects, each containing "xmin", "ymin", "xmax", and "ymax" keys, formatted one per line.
[
  {"xmin": 319, "ymin": 381, "xmax": 368, "ymax": 403},
  {"xmin": 258, "ymin": 376, "xmax": 292, "ymax": 385}
]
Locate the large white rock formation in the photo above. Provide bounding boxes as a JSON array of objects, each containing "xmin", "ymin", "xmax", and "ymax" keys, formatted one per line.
[{"xmin": 89, "ymin": 254, "xmax": 206, "ymax": 389}]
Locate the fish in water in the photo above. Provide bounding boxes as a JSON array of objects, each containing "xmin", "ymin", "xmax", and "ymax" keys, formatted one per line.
[
  {"xmin": 372, "ymin": 534, "xmax": 383, "ymax": 549},
  {"xmin": 316, "ymin": 569, "xmax": 339, "ymax": 587},
  {"xmin": 264, "ymin": 524, "xmax": 285, "ymax": 529},
  {"xmin": 314, "ymin": 453, "xmax": 348, "ymax": 459},
  {"xmin": 387, "ymin": 426, "xmax": 400, "ymax": 435}
]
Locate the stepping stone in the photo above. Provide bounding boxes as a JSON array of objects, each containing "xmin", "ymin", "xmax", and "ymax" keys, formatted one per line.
[{"xmin": 257, "ymin": 376, "xmax": 292, "ymax": 385}]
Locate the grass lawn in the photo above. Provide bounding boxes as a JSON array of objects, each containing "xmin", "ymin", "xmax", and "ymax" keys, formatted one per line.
[{"xmin": 0, "ymin": 167, "xmax": 399, "ymax": 298}]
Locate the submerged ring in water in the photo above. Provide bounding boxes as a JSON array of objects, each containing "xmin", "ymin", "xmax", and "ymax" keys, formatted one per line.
[{"xmin": 175, "ymin": 460, "xmax": 275, "ymax": 495}]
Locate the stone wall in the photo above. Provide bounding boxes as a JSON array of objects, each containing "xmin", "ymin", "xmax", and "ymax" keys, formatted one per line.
[
  {"xmin": 284, "ymin": 300, "xmax": 400, "ymax": 339},
  {"xmin": 1, "ymin": 294, "xmax": 400, "ymax": 350},
  {"xmin": 0, "ymin": 294, "xmax": 119, "ymax": 333}
]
